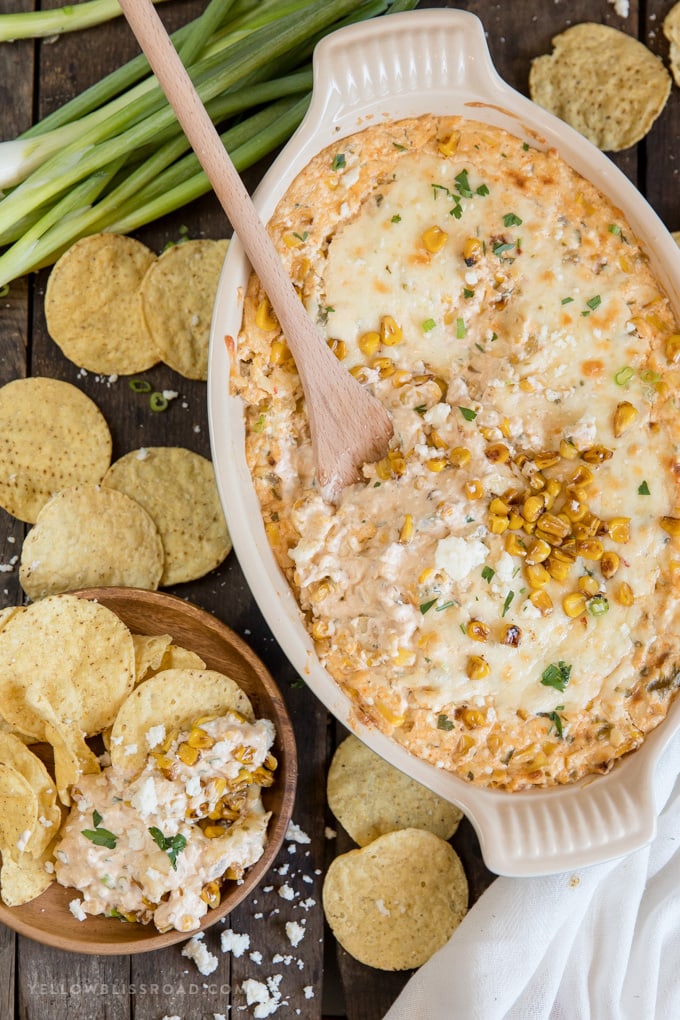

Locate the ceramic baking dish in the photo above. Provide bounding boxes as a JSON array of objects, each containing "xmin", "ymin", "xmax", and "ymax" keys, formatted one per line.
[{"xmin": 207, "ymin": 8, "xmax": 680, "ymax": 877}]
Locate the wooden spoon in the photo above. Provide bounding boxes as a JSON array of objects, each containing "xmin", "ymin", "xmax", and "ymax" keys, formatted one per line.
[{"xmin": 118, "ymin": 0, "xmax": 393, "ymax": 502}]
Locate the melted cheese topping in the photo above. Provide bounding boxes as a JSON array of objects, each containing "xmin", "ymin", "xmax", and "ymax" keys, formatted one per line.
[{"xmin": 233, "ymin": 115, "xmax": 680, "ymax": 790}]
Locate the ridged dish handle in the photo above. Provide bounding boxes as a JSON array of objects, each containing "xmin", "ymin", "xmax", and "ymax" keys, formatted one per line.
[{"xmin": 306, "ymin": 8, "xmax": 505, "ymax": 130}]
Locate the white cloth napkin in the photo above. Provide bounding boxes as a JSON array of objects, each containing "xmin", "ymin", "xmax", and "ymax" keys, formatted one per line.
[{"xmin": 385, "ymin": 730, "xmax": 680, "ymax": 1020}]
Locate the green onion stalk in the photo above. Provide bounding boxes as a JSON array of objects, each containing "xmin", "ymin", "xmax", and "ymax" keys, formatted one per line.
[{"xmin": 0, "ymin": 0, "xmax": 419, "ymax": 288}]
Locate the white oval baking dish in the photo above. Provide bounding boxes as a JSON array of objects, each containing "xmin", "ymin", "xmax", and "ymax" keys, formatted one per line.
[{"xmin": 207, "ymin": 8, "xmax": 680, "ymax": 877}]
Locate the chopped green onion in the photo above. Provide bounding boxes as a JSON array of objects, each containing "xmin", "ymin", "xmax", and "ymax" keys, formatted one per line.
[
  {"xmin": 456, "ymin": 317, "xmax": 466, "ymax": 338},
  {"xmin": 493, "ymin": 241, "xmax": 514, "ymax": 255},
  {"xmin": 149, "ymin": 392, "xmax": 169, "ymax": 413},
  {"xmin": 331, "ymin": 153, "xmax": 346, "ymax": 171},
  {"xmin": 422, "ymin": 318, "xmax": 436, "ymax": 332},
  {"xmin": 561, "ymin": 296, "xmax": 574, "ymax": 305},
  {"xmin": 129, "ymin": 378, "xmax": 152, "ymax": 393},
  {"xmin": 614, "ymin": 366, "xmax": 635, "ymax": 386},
  {"xmin": 640, "ymin": 369, "xmax": 662, "ymax": 386},
  {"xmin": 419, "ymin": 599, "xmax": 437, "ymax": 614},
  {"xmin": 587, "ymin": 595, "xmax": 609, "ymax": 616},
  {"xmin": 502, "ymin": 590, "xmax": 514, "ymax": 617}
]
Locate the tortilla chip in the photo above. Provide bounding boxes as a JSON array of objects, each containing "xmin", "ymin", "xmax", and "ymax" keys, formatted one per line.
[
  {"xmin": 140, "ymin": 239, "xmax": 229, "ymax": 380},
  {"xmin": 0, "ymin": 593, "xmax": 135, "ymax": 739},
  {"xmin": 0, "ymin": 732, "xmax": 61, "ymax": 855},
  {"xmin": 529, "ymin": 23, "xmax": 671, "ymax": 151},
  {"xmin": 0, "ymin": 377, "xmax": 112, "ymax": 523},
  {"xmin": 110, "ymin": 667, "xmax": 254, "ymax": 776},
  {"xmin": 132, "ymin": 632, "xmax": 174, "ymax": 683},
  {"xmin": 0, "ymin": 840, "xmax": 55, "ymax": 906},
  {"xmin": 19, "ymin": 484, "xmax": 164, "ymax": 599},
  {"xmin": 327, "ymin": 734, "xmax": 463, "ymax": 846},
  {"xmin": 44, "ymin": 232, "xmax": 158, "ymax": 374},
  {"xmin": 664, "ymin": 3, "xmax": 680, "ymax": 86},
  {"xmin": 103, "ymin": 447, "xmax": 231, "ymax": 585},
  {"xmin": 322, "ymin": 828, "xmax": 468, "ymax": 970}
]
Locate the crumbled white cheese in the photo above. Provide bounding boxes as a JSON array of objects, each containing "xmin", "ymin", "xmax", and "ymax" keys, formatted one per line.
[
  {"xmin": 278, "ymin": 883, "xmax": 295, "ymax": 901},
  {"xmin": 69, "ymin": 898, "xmax": 87, "ymax": 922},
  {"xmin": 220, "ymin": 928, "xmax": 250, "ymax": 957},
  {"xmin": 285, "ymin": 821, "xmax": 310, "ymax": 844},
  {"xmin": 285, "ymin": 920, "xmax": 305, "ymax": 947},
  {"xmin": 182, "ymin": 933, "xmax": 218, "ymax": 975},
  {"xmin": 130, "ymin": 776, "xmax": 158, "ymax": 817},
  {"xmin": 435, "ymin": 535, "xmax": 487, "ymax": 582},
  {"xmin": 303, "ymin": 986, "xmax": 314, "ymax": 1000},
  {"xmin": 242, "ymin": 975, "xmax": 284, "ymax": 1018},
  {"xmin": 375, "ymin": 898, "xmax": 391, "ymax": 916},
  {"xmin": 145, "ymin": 724, "xmax": 166, "ymax": 749}
]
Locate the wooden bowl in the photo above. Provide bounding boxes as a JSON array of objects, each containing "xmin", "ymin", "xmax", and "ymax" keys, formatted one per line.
[{"xmin": 0, "ymin": 587, "xmax": 297, "ymax": 954}]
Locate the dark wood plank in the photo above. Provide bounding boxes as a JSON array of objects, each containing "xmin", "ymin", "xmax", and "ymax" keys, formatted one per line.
[{"xmin": 16, "ymin": 945, "xmax": 130, "ymax": 1020}]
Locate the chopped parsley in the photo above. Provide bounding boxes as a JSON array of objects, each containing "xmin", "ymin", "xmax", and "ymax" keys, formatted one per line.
[
  {"xmin": 148, "ymin": 827, "xmax": 188, "ymax": 870},
  {"xmin": 503, "ymin": 212, "xmax": 522, "ymax": 227},
  {"xmin": 331, "ymin": 152, "xmax": 346, "ymax": 171},
  {"xmin": 391, "ymin": 213, "xmax": 402, "ymax": 223},
  {"xmin": 419, "ymin": 599, "xmax": 437, "ymax": 614},
  {"xmin": 437, "ymin": 714, "xmax": 455, "ymax": 731},
  {"xmin": 292, "ymin": 230, "xmax": 308, "ymax": 242},
  {"xmin": 82, "ymin": 811, "xmax": 118, "ymax": 850},
  {"xmin": 638, "ymin": 480, "xmax": 650, "ymax": 495},
  {"xmin": 540, "ymin": 660, "xmax": 572, "ymax": 692},
  {"xmin": 541, "ymin": 706, "xmax": 565, "ymax": 739},
  {"xmin": 463, "ymin": 287, "xmax": 475, "ymax": 299},
  {"xmin": 481, "ymin": 565, "xmax": 495, "ymax": 583},
  {"xmin": 458, "ymin": 406, "xmax": 477, "ymax": 421},
  {"xmin": 492, "ymin": 241, "xmax": 514, "ymax": 256}
]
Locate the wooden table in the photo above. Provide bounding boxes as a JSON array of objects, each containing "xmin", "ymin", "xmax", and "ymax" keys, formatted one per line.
[{"xmin": 0, "ymin": 1, "xmax": 677, "ymax": 1017}]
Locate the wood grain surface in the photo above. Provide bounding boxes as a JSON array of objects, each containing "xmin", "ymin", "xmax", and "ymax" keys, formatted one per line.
[{"xmin": 0, "ymin": 1, "xmax": 677, "ymax": 1018}]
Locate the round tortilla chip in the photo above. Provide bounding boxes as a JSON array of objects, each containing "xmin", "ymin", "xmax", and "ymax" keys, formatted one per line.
[
  {"xmin": 327, "ymin": 734, "xmax": 462, "ymax": 846},
  {"xmin": 109, "ymin": 667, "xmax": 254, "ymax": 775},
  {"xmin": 672, "ymin": 231, "xmax": 680, "ymax": 248},
  {"xmin": 0, "ymin": 732, "xmax": 61, "ymax": 853},
  {"xmin": 664, "ymin": 3, "xmax": 680, "ymax": 86},
  {"xmin": 140, "ymin": 238, "xmax": 229, "ymax": 380},
  {"xmin": 103, "ymin": 447, "xmax": 231, "ymax": 585},
  {"xmin": 0, "ymin": 377, "xmax": 112, "ymax": 523},
  {"xmin": 0, "ymin": 593, "xmax": 135, "ymax": 740},
  {"xmin": 322, "ymin": 828, "xmax": 468, "ymax": 970},
  {"xmin": 0, "ymin": 840, "xmax": 56, "ymax": 906},
  {"xmin": 44, "ymin": 232, "xmax": 158, "ymax": 374},
  {"xmin": 529, "ymin": 23, "xmax": 671, "ymax": 151},
  {"xmin": 19, "ymin": 484, "xmax": 164, "ymax": 600}
]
